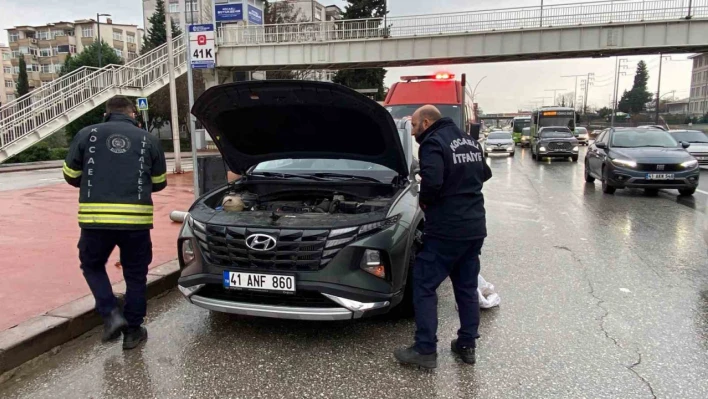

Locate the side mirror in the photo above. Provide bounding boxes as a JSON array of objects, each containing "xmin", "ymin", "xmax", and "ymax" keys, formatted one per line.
[
  {"xmin": 682, "ymin": 141, "xmax": 691, "ymax": 149},
  {"xmin": 595, "ymin": 142, "xmax": 607, "ymax": 149}
]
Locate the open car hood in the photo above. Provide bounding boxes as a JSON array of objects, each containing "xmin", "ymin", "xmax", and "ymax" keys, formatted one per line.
[{"xmin": 191, "ymin": 81, "xmax": 408, "ymax": 176}]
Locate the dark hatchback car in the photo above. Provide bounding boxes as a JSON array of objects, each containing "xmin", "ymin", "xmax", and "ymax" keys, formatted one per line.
[
  {"xmin": 531, "ymin": 126, "xmax": 580, "ymax": 162},
  {"xmin": 585, "ymin": 128, "xmax": 699, "ymax": 195},
  {"xmin": 177, "ymin": 81, "xmax": 425, "ymax": 321}
]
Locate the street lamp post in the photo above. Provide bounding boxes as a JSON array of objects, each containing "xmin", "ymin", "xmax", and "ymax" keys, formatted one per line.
[
  {"xmin": 96, "ymin": 13, "xmax": 111, "ymax": 68},
  {"xmin": 472, "ymin": 76, "xmax": 487, "ymax": 103}
]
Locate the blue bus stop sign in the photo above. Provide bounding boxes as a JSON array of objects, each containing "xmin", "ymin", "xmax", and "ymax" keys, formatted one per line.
[{"xmin": 137, "ymin": 98, "xmax": 149, "ymax": 111}]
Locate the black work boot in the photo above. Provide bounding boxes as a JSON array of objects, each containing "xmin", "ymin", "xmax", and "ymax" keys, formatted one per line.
[
  {"xmin": 123, "ymin": 326, "xmax": 148, "ymax": 350},
  {"xmin": 102, "ymin": 308, "xmax": 128, "ymax": 342},
  {"xmin": 394, "ymin": 345, "xmax": 438, "ymax": 369},
  {"xmin": 451, "ymin": 339, "xmax": 476, "ymax": 364}
]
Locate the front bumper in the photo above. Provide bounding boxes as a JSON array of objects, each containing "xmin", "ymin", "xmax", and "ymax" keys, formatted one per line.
[
  {"xmin": 607, "ymin": 166, "xmax": 700, "ymax": 189},
  {"xmin": 181, "ymin": 286, "xmax": 391, "ymax": 320},
  {"xmin": 577, "ymin": 136, "xmax": 588, "ymax": 144},
  {"xmin": 538, "ymin": 150, "xmax": 577, "ymax": 157}
]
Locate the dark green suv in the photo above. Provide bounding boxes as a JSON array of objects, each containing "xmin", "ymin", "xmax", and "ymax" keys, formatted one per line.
[{"xmin": 177, "ymin": 81, "xmax": 424, "ymax": 321}]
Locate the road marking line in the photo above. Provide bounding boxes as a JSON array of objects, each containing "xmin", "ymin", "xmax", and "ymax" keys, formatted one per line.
[{"xmin": 697, "ymin": 189, "xmax": 708, "ymax": 196}]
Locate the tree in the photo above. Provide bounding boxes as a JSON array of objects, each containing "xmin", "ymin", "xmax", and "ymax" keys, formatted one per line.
[
  {"xmin": 60, "ymin": 41, "xmax": 123, "ymax": 141},
  {"xmin": 597, "ymin": 106, "xmax": 613, "ymax": 119},
  {"xmin": 16, "ymin": 55, "xmax": 30, "ymax": 97},
  {"xmin": 143, "ymin": 0, "xmax": 182, "ymax": 52},
  {"xmin": 332, "ymin": 1, "xmax": 388, "ymax": 100},
  {"xmin": 556, "ymin": 92, "xmax": 574, "ymax": 108},
  {"xmin": 618, "ymin": 61, "xmax": 653, "ymax": 114}
]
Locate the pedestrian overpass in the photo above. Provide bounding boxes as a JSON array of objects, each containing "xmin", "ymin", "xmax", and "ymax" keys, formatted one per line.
[
  {"xmin": 1, "ymin": 0, "xmax": 708, "ymax": 163},
  {"xmin": 216, "ymin": 0, "xmax": 708, "ymax": 70}
]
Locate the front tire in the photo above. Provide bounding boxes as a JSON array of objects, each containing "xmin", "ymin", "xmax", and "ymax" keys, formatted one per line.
[
  {"xmin": 390, "ymin": 238, "xmax": 419, "ymax": 318},
  {"xmin": 644, "ymin": 188, "xmax": 659, "ymax": 196},
  {"xmin": 601, "ymin": 166, "xmax": 616, "ymax": 194},
  {"xmin": 571, "ymin": 155, "xmax": 579, "ymax": 162},
  {"xmin": 679, "ymin": 188, "xmax": 696, "ymax": 196},
  {"xmin": 584, "ymin": 161, "xmax": 595, "ymax": 183}
]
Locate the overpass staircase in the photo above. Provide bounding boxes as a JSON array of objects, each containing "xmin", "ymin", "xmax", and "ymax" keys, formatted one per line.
[{"xmin": 0, "ymin": 35, "xmax": 187, "ymax": 163}]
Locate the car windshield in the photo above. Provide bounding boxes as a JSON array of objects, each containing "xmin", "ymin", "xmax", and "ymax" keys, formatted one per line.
[
  {"xmin": 670, "ymin": 130, "xmax": 708, "ymax": 143},
  {"xmin": 386, "ymin": 104, "xmax": 462, "ymax": 129},
  {"xmin": 540, "ymin": 128, "xmax": 572, "ymax": 138},
  {"xmin": 576, "ymin": 127, "xmax": 588, "ymax": 134},
  {"xmin": 252, "ymin": 159, "xmax": 397, "ymax": 182},
  {"xmin": 488, "ymin": 132, "xmax": 512, "ymax": 140},
  {"xmin": 522, "ymin": 128, "xmax": 531, "ymax": 136},
  {"xmin": 611, "ymin": 130, "xmax": 678, "ymax": 148}
]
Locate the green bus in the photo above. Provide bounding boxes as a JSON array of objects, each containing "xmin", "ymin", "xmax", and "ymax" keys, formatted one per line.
[
  {"xmin": 531, "ymin": 107, "xmax": 577, "ymax": 137},
  {"xmin": 510, "ymin": 116, "xmax": 532, "ymax": 144}
]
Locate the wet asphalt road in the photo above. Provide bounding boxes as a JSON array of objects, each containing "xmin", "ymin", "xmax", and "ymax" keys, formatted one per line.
[{"xmin": 2, "ymin": 147, "xmax": 708, "ymax": 398}]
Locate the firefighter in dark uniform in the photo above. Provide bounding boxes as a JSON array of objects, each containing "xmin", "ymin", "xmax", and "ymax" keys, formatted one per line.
[
  {"xmin": 63, "ymin": 96, "xmax": 167, "ymax": 350},
  {"xmin": 394, "ymin": 105, "xmax": 492, "ymax": 369}
]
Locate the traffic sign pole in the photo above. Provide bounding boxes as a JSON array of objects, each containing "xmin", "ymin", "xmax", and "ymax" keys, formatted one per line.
[{"xmin": 186, "ymin": 24, "xmax": 199, "ymax": 199}]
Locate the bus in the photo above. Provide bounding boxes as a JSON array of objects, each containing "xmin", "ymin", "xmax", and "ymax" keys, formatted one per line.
[
  {"xmin": 531, "ymin": 106, "xmax": 577, "ymax": 138},
  {"xmin": 384, "ymin": 73, "xmax": 475, "ymax": 134},
  {"xmin": 510, "ymin": 116, "xmax": 532, "ymax": 145}
]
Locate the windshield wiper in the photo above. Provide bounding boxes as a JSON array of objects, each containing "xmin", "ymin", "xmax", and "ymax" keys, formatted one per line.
[
  {"xmin": 250, "ymin": 172, "xmax": 328, "ymax": 181},
  {"xmin": 310, "ymin": 173, "xmax": 383, "ymax": 183}
]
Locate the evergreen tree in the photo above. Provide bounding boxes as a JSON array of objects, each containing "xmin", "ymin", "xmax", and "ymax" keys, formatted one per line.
[
  {"xmin": 618, "ymin": 61, "xmax": 653, "ymax": 114},
  {"xmin": 143, "ymin": 0, "xmax": 183, "ymax": 52},
  {"xmin": 332, "ymin": 0, "xmax": 388, "ymax": 100},
  {"xmin": 16, "ymin": 55, "xmax": 30, "ymax": 97}
]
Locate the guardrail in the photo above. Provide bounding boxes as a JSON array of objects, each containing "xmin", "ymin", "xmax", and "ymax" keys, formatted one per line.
[
  {"xmin": 0, "ymin": 35, "xmax": 186, "ymax": 153},
  {"xmin": 219, "ymin": 0, "xmax": 708, "ymax": 46}
]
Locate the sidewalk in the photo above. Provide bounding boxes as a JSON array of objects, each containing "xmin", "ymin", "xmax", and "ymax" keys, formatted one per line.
[{"xmin": 0, "ymin": 172, "xmax": 195, "ymax": 332}]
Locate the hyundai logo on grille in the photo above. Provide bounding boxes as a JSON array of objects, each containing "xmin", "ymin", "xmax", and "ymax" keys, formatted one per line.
[
  {"xmin": 656, "ymin": 165, "xmax": 665, "ymax": 171},
  {"xmin": 245, "ymin": 234, "xmax": 277, "ymax": 251}
]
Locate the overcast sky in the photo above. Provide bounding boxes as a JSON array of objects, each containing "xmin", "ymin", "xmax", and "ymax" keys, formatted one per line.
[{"xmin": 0, "ymin": 0, "xmax": 695, "ymax": 112}]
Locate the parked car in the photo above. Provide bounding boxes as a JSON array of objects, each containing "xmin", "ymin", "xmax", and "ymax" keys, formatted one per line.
[
  {"xmin": 484, "ymin": 131, "xmax": 515, "ymax": 156},
  {"xmin": 585, "ymin": 127, "xmax": 699, "ymax": 195},
  {"xmin": 531, "ymin": 127, "xmax": 580, "ymax": 162},
  {"xmin": 575, "ymin": 127, "xmax": 589, "ymax": 145},
  {"xmin": 669, "ymin": 129, "xmax": 708, "ymax": 166},
  {"xmin": 178, "ymin": 81, "xmax": 425, "ymax": 321}
]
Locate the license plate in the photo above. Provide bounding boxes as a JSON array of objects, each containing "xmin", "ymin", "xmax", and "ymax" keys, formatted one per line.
[
  {"xmin": 223, "ymin": 271, "xmax": 295, "ymax": 293},
  {"xmin": 646, "ymin": 173, "xmax": 675, "ymax": 180}
]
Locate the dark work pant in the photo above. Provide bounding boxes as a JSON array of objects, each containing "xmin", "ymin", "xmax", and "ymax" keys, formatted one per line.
[
  {"xmin": 413, "ymin": 236, "xmax": 484, "ymax": 355},
  {"xmin": 78, "ymin": 229, "xmax": 153, "ymax": 327}
]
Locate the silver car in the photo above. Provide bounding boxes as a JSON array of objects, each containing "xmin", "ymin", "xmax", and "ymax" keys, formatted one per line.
[
  {"xmin": 575, "ymin": 127, "xmax": 589, "ymax": 145},
  {"xmin": 669, "ymin": 129, "xmax": 708, "ymax": 166},
  {"xmin": 485, "ymin": 131, "xmax": 515, "ymax": 156}
]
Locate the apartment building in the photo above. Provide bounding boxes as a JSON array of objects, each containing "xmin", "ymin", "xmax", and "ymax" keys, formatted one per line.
[
  {"xmin": 689, "ymin": 53, "xmax": 708, "ymax": 116},
  {"xmin": 5, "ymin": 19, "xmax": 143, "ymax": 98},
  {"xmin": 143, "ymin": 0, "xmax": 267, "ymax": 30},
  {"xmin": 1, "ymin": 44, "xmax": 12, "ymax": 104}
]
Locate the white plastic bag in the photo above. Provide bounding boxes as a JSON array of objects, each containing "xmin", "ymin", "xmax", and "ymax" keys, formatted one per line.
[{"xmin": 477, "ymin": 274, "xmax": 500, "ymax": 309}]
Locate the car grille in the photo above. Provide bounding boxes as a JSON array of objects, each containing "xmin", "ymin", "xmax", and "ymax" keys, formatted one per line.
[
  {"xmin": 197, "ymin": 285, "xmax": 340, "ymax": 308},
  {"xmin": 635, "ymin": 163, "xmax": 682, "ymax": 172},
  {"xmin": 192, "ymin": 221, "xmax": 362, "ymax": 271},
  {"xmin": 547, "ymin": 142, "xmax": 572, "ymax": 151},
  {"xmin": 692, "ymin": 153, "xmax": 708, "ymax": 165}
]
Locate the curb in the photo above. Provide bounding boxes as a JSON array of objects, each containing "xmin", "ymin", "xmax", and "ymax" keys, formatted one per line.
[{"xmin": 0, "ymin": 259, "xmax": 181, "ymax": 377}]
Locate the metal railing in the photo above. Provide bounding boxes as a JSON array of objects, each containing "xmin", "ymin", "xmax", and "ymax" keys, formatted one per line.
[
  {"xmin": 0, "ymin": 35, "xmax": 186, "ymax": 153},
  {"xmin": 219, "ymin": 0, "xmax": 708, "ymax": 46}
]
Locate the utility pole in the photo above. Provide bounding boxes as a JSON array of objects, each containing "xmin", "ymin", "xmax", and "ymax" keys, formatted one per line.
[
  {"xmin": 186, "ymin": 0, "xmax": 199, "ymax": 197},
  {"xmin": 96, "ymin": 13, "xmax": 111, "ymax": 68},
  {"xmin": 580, "ymin": 73, "xmax": 594, "ymax": 118},
  {"xmin": 166, "ymin": 8, "xmax": 182, "ymax": 173},
  {"xmin": 544, "ymin": 89, "xmax": 565, "ymax": 105},
  {"xmin": 611, "ymin": 58, "xmax": 629, "ymax": 127},
  {"xmin": 562, "ymin": 74, "xmax": 589, "ymax": 111},
  {"xmin": 654, "ymin": 54, "xmax": 672, "ymax": 125}
]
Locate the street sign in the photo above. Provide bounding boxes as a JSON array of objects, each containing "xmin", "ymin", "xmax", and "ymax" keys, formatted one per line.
[
  {"xmin": 189, "ymin": 24, "xmax": 215, "ymax": 69},
  {"xmin": 248, "ymin": 5, "xmax": 263, "ymax": 25},
  {"xmin": 137, "ymin": 97, "xmax": 149, "ymax": 111},
  {"xmin": 215, "ymin": 4, "xmax": 243, "ymax": 22}
]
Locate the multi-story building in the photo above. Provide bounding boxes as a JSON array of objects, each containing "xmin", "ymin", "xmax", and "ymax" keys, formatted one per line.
[
  {"xmin": 144, "ymin": 0, "xmax": 270, "ymax": 30},
  {"xmin": 1, "ymin": 44, "xmax": 12, "ymax": 105},
  {"xmin": 5, "ymin": 19, "xmax": 143, "ymax": 97},
  {"xmin": 689, "ymin": 53, "xmax": 708, "ymax": 116},
  {"xmin": 282, "ymin": 0, "xmax": 341, "ymax": 22}
]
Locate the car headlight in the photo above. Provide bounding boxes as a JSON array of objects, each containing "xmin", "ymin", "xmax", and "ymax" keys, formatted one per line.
[
  {"xmin": 573, "ymin": 146, "xmax": 579, "ymax": 152},
  {"xmin": 507, "ymin": 145, "xmax": 514, "ymax": 150},
  {"xmin": 612, "ymin": 159, "xmax": 637, "ymax": 168},
  {"xmin": 681, "ymin": 159, "xmax": 698, "ymax": 168},
  {"xmin": 361, "ymin": 249, "xmax": 386, "ymax": 279},
  {"xmin": 539, "ymin": 146, "xmax": 546, "ymax": 152},
  {"xmin": 181, "ymin": 239, "xmax": 196, "ymax": 265}
]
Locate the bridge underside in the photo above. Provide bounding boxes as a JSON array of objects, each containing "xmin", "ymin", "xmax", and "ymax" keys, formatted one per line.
[{"xmin": 216, "ymin": 19, "xmax": 708, "ymax": 71}]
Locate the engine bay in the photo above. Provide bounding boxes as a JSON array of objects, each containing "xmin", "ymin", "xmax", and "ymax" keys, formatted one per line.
[{"xmin": 219, "ymin": 191, "xmax": 391, "ymax": 215}]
